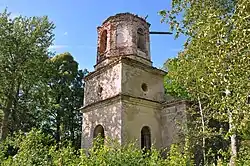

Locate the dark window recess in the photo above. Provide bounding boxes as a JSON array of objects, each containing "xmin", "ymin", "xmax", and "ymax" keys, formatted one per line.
[
  {"xmin": 141, "ymin": 83, "xmax": 148, "ymax": 92},
  {"xmin": 99, "ymin": 30, "xmax": 107, "ymax": 54},
  {"xmin": 93, "ymin": 125, "xmax": 105, "ymax": 147},
  {"xmin": 97, "ymin": 85, "xmax": 103, "ymax": 97},
  {"xmin": 137, "ymin": 28, "xmax": 145, "ymax": 51},
  {"xmin": 141, "ymin": 126, "xmax": 151, "ymax": 151}
]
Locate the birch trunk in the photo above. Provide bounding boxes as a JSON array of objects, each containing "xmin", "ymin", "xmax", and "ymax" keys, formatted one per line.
[
  {"xmin": 229, "ymin": 112, "xmax": 237, "ymax": 166},
  {"xmin": 198, "ymin": 96, "xmax": 206, "ymax": 165}
]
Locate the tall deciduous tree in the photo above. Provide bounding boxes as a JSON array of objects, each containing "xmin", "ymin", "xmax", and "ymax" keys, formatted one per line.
[
  {"xmin": 160, "ymin": 0, "xmax": 250, "ymax": 165},
  {"xmin": 0, "ymin": 9, "xmax": 55, "ymax": 140},
  {"xmin": 42, "ymin": 52, "xmax": 86, "ymax": 149}
]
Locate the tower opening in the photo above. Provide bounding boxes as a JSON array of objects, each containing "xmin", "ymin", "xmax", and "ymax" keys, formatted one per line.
[
  {"xmin": 141, "ymin": 126, "xmax": 151, "ymax": 150},
  {"xmin": 99, "ymin": 30, "xmax": 107, "ymax": 54},
  {"xmin": 137, "ymin": 28, "xmax": 145, "ymax": 51},
  {"xmin": 93, "ymin": 124, "xmax": 105, "ymax": 146}
]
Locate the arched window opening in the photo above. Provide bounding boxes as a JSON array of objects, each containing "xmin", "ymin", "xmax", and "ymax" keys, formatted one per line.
[
  {"xmin": 99, "ymin": 30, "xmax": 107, "ymax": 54},
  {"xmin": 116, "ymin": 24, "xmax": 124, "ymax": 47},
  {"xmin": 93, "ymin": 125, "xmax": 105, "ymax": 146},
  {"xmin": 137, "ymin": 28, "xmax": 145, "ymax": 51},
  {"xmin": 141, "ymin": 126, "xmax": 151, "ymax": 151}
]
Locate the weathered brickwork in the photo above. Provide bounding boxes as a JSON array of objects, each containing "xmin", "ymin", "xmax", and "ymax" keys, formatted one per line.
[
  {"xmin": 95, "ymin": 13, "xmax": 152, "ymax": 69},
  {"xmin": 81, "ymin": 13, "xmax": 187, "ymax": 151}
]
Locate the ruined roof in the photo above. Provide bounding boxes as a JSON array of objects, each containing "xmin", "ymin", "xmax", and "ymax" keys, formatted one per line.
[{"xmin": 102, "ymin": 12, "xmax": 151, "ymax": 26}]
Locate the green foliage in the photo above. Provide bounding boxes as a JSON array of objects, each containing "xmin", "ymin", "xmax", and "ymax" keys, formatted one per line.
[
  {"xmin": 1, "ymin": 130, "xmax": 249, "ymax": 165},
  {"xmin": 165, "ymin": 144, "xmax": 193, "ymax": 166},
  {"xmin": 237, "ymin": 141, "xmax": 250, "ymax": 166},
  {"xmin": 42, "ymin": 52, "xmax": 85, "ymax": 148},
  {"xmin": 49, "ymin": 144, "xmax": 80, "ymax": 166},
  {"xmin": 0, "ymin": 9, "xmax": 85, "ymax": 149},
  {"xmin": 0, "ymin": 8, "xmax": 55, "ymax": 140},
  {"xmin": 163, "ymin": 58, "xmax": 190, "ymax": 99},
  {"xmin": 0, "ymin": 129, "xmax": 53, "ymax": 166},
  {"xmin": 0, "ymin": 130, "xmax": 188, "ymax": 166},
  {"xmin": 160, "ymin": 0, "xmax": 250, "ymax": 165}
]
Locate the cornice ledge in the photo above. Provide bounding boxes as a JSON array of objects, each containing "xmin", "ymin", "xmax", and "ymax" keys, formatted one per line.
[
  {"xmin": 121, "ymin": 93, "xmax": 162, "ymax": 109},
  {"xmin": 81, "ymin": 94, "xmax": 121, "ymax": 113},
  {"xmin": 84, "ymin": 56, "xmax": 166, "ymax": 81},
  {"xmin": 80, "ymin": 93, "xmax": 164, "ymax": 113},
  {"xmin": 162, "ymin": 99, "xmax": 189, "ymax": 108},
  {"xmin": 84, "ymin": 57, "xmax": 121, "ymax": 81},
  {"xmin": 121, "ymin": 57, "xmax": 166, "ymax": 76}
]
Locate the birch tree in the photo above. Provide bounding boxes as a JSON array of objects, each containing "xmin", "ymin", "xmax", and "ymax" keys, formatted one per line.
[{"xmin": 160, "ymin": 0, "xmax": 250, "ymax": 165}]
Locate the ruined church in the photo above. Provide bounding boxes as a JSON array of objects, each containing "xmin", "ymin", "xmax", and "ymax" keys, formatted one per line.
[{"xmin": 81, "ymin": 13, "xmax": 187, "ymax": 151}]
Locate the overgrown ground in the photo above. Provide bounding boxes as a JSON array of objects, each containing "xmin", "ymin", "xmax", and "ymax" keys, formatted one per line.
[{"xmin": 0, "ymin": 129, "xmax": 250, "ymax": 166}]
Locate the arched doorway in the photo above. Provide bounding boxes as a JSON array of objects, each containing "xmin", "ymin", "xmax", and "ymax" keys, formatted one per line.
[
  {"xmin": 141, "ymin": 126, "xmax": 151, "ymax": 150},
  {"xmin": 93, "ymin": 124, "xmax": 105, "ymax": 146}
]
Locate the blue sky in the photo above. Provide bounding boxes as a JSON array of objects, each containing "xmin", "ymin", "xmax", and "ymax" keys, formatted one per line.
[{"xmin": 0, "ymin": 0, "xmax": 186, "ymax": 71}]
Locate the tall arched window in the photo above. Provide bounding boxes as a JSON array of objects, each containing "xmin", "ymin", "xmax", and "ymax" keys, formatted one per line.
[
  {"xmin": 116, "ymin": 24, "xmax": 124, "ymax": 47},
  {"xmin": 93, "ymin": 124, "xmax": 105, "ymax": 146},
  {"xmin": 141, "ymin": 126, "xmax": 151, "ymax": 150},
  {"xmin": 137, "ymin": 28, "xmax": 145, "ymax": 51},
  {"xmin": 99, "ymin": 30, "xmax": 107, "ymax": 54}
]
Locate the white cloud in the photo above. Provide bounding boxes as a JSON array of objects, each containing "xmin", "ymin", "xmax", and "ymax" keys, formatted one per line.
[
  {"xmin": 63, "ymin": 32, "xmax": 68, "ymax": 36},
  {"xmin": 48, "ymin": 44, "xmax": 96, "ymax": 51},
  {"xmin": 48, "ymin": 45, "xmax": 68, "ymax": 50}
]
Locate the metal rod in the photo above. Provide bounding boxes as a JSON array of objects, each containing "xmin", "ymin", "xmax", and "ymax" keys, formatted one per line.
[{"xmin": 149, "ymin": 31, "xmax": 172, "ymax": 35}]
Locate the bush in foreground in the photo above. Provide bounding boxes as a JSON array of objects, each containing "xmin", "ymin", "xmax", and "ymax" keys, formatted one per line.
[
  {"xmin": 1, "ymin": 129, "xmax": 250, "ymax": 165},
  {"xmin": 0, "ymin": 129, "xmax": 194, "ymax": 166}
]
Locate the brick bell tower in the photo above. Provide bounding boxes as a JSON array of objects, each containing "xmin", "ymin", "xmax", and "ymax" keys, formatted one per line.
[{"xmin": 81, "ymin": 13, "xmax": 166, "ymax": 150}]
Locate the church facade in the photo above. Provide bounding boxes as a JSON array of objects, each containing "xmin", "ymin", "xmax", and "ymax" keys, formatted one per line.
[{"xmin": 81, "ymin": 13, "xmax": 187, "ymax": 151}]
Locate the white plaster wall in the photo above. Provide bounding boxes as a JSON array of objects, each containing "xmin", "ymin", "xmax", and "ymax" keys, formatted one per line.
[
  {"xmin": 122, "ymin": 63, "xmax": 165, "ymax": 102},
  {"xmin": 161, "ymin": 102, "xmax": 187, "ymax": 149},
  {"xmin": 84, "ymin": 63, "xmax": 121, "ymax": 106},
  {"xmin": 121, "ymin": 99, "xmax": 162, "ymax": 149},
  {"xmin": 82, "ymin": 101, "xmax": 122, "ymax": 149}
]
